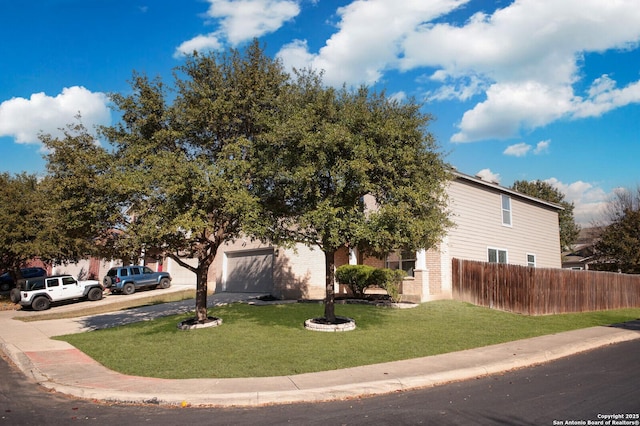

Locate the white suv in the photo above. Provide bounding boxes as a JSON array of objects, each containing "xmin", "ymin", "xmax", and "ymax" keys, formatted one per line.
[{"xmin": 10, "ymin": 275, "xmax": 104, "ymax": 311}]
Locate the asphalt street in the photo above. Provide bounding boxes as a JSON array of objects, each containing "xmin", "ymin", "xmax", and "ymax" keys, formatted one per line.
[{"xmin": 2, "ymin": 338, "xmax": 639, "ymax": 425}]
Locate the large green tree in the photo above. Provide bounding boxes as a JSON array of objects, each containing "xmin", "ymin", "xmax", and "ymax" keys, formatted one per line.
[
  {"xmin": 593, "ymin": 186, "xmax": 640, "ymax": 273},
  {"xmin": 256, "ymin": 72, "xmax": 451, "ymax": 323},
  {"xmin": 0, "ymin": 173, "xmax": 47, "ymax": 280},
  {"xmin": 97, "ymin": 41, "xmax": 289, "ymax": 322},
  {"xmin": 511, "ymin": 180, "xmax": 580, "ymax": 251},
  {"xmin": 0, "ymin": 172, "xmax": 61, "ymax": 286},
  {"xmin": 41, "ymin": 120, "xmax": 124, "ymax": 261}
]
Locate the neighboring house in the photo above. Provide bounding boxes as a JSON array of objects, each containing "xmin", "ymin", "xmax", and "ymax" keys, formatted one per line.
[
  {"xmin": 62, "ymin": 170, "xmax": 563, "ymax": 303},
  {"xmin": 562, "ymin": 227, "xmax": 601, "ymax": 270}
]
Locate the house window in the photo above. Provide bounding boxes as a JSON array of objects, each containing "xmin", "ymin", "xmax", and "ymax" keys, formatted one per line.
[
  {"xmin": 501, "ymin": 194, "xmax": 512, "ymax": 226},
  {"xmin": 527, "ymin": 254, "xmax": 536, "ymax": 267},
  {"xmin": 488, "ymin": 248, "xmax": 508, "ymax": 264},
  {"xmin": 386, "ymin": 250, "xmax": 416, "ymax": 276}
]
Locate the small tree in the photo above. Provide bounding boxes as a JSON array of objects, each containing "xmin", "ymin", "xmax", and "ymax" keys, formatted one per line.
[
  {"xmin": 593, "ymin": 186, "xmax": 640, "ymax": 274},
  {"xmin": 256, "ymin": 71, "xmax": 451, "ymax": 323},
  {"xmin": 511, "ymin": 180, "xmax": 580, "ymax": 251}
]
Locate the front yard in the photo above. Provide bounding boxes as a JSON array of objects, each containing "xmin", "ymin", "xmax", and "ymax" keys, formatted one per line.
[{"xmin": 55, "ymin": 300, "xmax": 640, "ymax": 379}]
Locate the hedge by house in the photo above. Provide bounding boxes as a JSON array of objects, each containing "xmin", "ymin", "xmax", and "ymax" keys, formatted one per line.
[{"xmin": 335, "ymin": 264, "xmax": 406, "ymax": 302}]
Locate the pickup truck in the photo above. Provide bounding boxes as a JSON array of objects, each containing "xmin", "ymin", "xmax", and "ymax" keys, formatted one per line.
[
  {"xmin": 102, "ymin": 266, "xmax": 171, "ymax": 295},
  {"xmin": 10, "ymin": 275, "xmax": 104, "ymax": 311}
]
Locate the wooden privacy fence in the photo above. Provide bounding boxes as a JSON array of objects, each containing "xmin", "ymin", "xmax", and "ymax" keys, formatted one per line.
[{"xmin": 452, "ymin": 258, "xmax": 640, "ymax": 315}]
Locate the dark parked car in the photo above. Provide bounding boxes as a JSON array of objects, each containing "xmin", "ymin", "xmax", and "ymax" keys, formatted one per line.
[{"xmin": 0, "ymin": 267, "xmax": 47, "ymax": 292}]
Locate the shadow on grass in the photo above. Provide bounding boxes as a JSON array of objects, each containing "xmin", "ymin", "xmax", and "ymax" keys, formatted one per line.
[
  {"xmin": 609, "ymin": 318, "xmax": 640, "ymax": 331},
  {"xmin": 208, "ymin": 300, "xmax": 398, "ymax": 332},
  {"xmin": 71, "ymin": 297, "xmax": 398, "ymax": 336}
]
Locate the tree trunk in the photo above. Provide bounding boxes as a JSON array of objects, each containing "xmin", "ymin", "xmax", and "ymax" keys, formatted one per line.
[
  {"xmin": 195, "ymin": 256, "xmax": 213, "ymax": 322},
  {"xmin": 323, "ymin": 249, "xmax": 337, "ymax": 323}
]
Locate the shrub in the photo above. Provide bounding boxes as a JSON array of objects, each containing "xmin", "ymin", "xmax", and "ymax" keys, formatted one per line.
[
  {"xmin": 370, "ymin": 268, "xmax": 406, "ymax": 303},
  {"xmin": 335, "ymin": 264, "xmax": 375, "ymax": 298}
]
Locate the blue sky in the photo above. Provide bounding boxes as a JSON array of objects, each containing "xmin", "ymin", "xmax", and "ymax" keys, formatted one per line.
[{"xmin": 1, "ymin": 0, "xmax": 639, "ymax": 225}]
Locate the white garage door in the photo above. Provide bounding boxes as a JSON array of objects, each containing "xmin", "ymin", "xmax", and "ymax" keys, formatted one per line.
[{"xmin": 225, "ymin": 249, "xmax": 274, "ymax": 293}]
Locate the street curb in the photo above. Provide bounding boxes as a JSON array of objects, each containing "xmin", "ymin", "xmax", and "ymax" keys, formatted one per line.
[
  {"xmin": 16, "ymin": 326, "xmax": 640, "ymax": 408},
  {"xmin": 0, "ymin": 342, "xmax": 49, "ymax": 383}
]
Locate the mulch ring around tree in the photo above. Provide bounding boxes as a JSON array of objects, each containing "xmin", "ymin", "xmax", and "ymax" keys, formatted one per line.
[
  {"xmin": 304, "ymin": 316, "xmax": 356, "ymax": 332},
  {"xmin": 177, "ymin": 316, "xmax": 222, "ymax": 330}
]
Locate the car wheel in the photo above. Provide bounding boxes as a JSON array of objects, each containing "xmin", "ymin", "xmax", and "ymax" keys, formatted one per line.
[
  {"xmin": 87, "ymin": 287, "xmax": 103, "ymax": 301},
  {"xmin": 158, "ymin": 278, "xmax": 171, "ymax": 289},
  {"xmin": 32, "ymin": 296, "xmax": 50, "ymax": 311},
  {"xmin": 0, "ymin": 282, "xmax": 11, "ymax": 292},
  {"xmin": 122, "ymin": 283, "xmax": 135, "ymax": 295},
  {"xmin": 9, "ymin": 288, "xmax": 21, "ymax": 304}
]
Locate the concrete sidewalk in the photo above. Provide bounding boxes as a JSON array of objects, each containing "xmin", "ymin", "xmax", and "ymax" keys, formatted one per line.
[{"xmin": 1, "ymin": 287, "xmax": 639, "ymax": 407}]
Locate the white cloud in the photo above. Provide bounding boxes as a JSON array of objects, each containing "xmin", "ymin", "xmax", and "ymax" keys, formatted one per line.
[
  {"xmin": 176, "ymin": 0, "xmax": 300, "ymax": 56},
  {"xmin": 389, "ymin": 91, "xmax": 407, "ymax": 103},
  {"xmin": 276, "ymin": 39, "xmax": 316, "ymax": 71},
  {"xmin": 451, "ymin": 81, "xmax": 574, "ymax": 142},
  {"xmin": 175, "ymin": 34, "xmax": 223, "ymax": 57},
  {"xmin": 572, "ymin": 76, "xmax": 640, "ymax": 119},
  {"xmin": 544, "ymin": 177, "xmax": 609, "ymax": 226},
  {"xmin": 409, "ymin": 0, "xmax": 640, "ymax": 141},
  {"xmin": 503, "ymin": 142, "xmax": 530, "ymax": 157},
  {"xmin": 0, "ymin": 86, "xmax": 110, "ymax": 145},
  {"xmin": 276, "ymin": 0, "xmax": 469, "ymax": 86},
  {"xmin": 428, "ymin": 74, "xmax": 487, "ymax": 102},
  {"xmin": 533, "ymin": 140, "xmax": 550, "ymax": 154},
  {"xmin": 504, "ymin": 139, "xmax": 550, "ymax": 157},
  {"xmin": 276, "ymin": 0, "xmax": 640, "ymax": 141},
  {"xmin": 475, "ymin": 168, "xmax": 501, "ymax": 184}
]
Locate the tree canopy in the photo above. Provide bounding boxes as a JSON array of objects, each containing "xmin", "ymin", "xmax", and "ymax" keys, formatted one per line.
[
  {"xmin": 255, "ymin": 71, "xmax": 451, "ymax": 322},
  {"xmin": 97, "ymin": 41, "xmax": 289, "ymax": 322},
  {"xmin": 0, "ymin": 171, "xmax": 87, "ymax": 281},
  {"xmin": 42, "ymin": 41, "xmax": 451, "ymax": 324},
  {"xmin": 41, "ymin": 120, "xmax": 123, "ymax": 261},
  {"xmin": 0, "ymin": 173, "xmax": 48, "ymax": 275},
  {"xmin": 511, "ymin": 179, "xmax": 580, "ymax": 251},
  {"xmin": 593, "ymin": 186, "xmax": 640, "ymax": 274}
]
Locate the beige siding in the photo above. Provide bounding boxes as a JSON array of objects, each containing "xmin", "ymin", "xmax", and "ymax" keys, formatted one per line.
[
  {"xmin": 166, "ymin": 257, "xmax": 198, "ymax": 285},
  {"xmin": 53, "ymin": 259, "xmax": 113, "ymax": 281},
  {"xmin": 275, "ymin": 245, "xmax": 326, "ymax": 299},
  {"xmin": 52, "ymin": 260, "xmax": 94, "ymax": 280},
  {"xmin": 212, "ymin": 239, "xmax": 326, "ymax": 299},
  {"xmin": 446, "ymin": 178, "xmax": 561, "ymax": 269}
]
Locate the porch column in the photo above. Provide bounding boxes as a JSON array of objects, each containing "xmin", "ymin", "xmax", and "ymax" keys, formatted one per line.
[
  {"xmin": 415, "ymin": 249, "xmax": 427, "ymax": 270},
  {"xmin": 348, "ymin": 248, "xmax": 358, "ymax": 265},
  {"xmin": 339, "ymin": 247, "xmax": 359, "ymax": 296},
  {"xmin": 414, "ymin": 249, "xmax": 429, "ymax": 303}
]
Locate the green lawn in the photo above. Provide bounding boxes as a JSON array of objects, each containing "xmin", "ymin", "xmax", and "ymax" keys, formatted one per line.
[{"xmin": 55, "ymin": 300, "xmax": 640, "ymax": 379}]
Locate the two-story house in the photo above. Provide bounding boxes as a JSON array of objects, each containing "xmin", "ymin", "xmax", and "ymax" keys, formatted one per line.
[
  {"xmin": 403, "ymin": 171, "xmax": 562, "ymax": 302},
  {"xmin": 77, "ymin": 170, "xmax": 563, "ymax": 303},
  {"xmin": 167, "ymin": 170, "xmax": 562, "ymax": 302}
]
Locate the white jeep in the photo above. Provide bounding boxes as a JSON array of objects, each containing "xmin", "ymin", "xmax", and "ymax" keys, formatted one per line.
[{"xmin": 10, "ymin": 275, "xmax": 104, "ymax": 311}]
